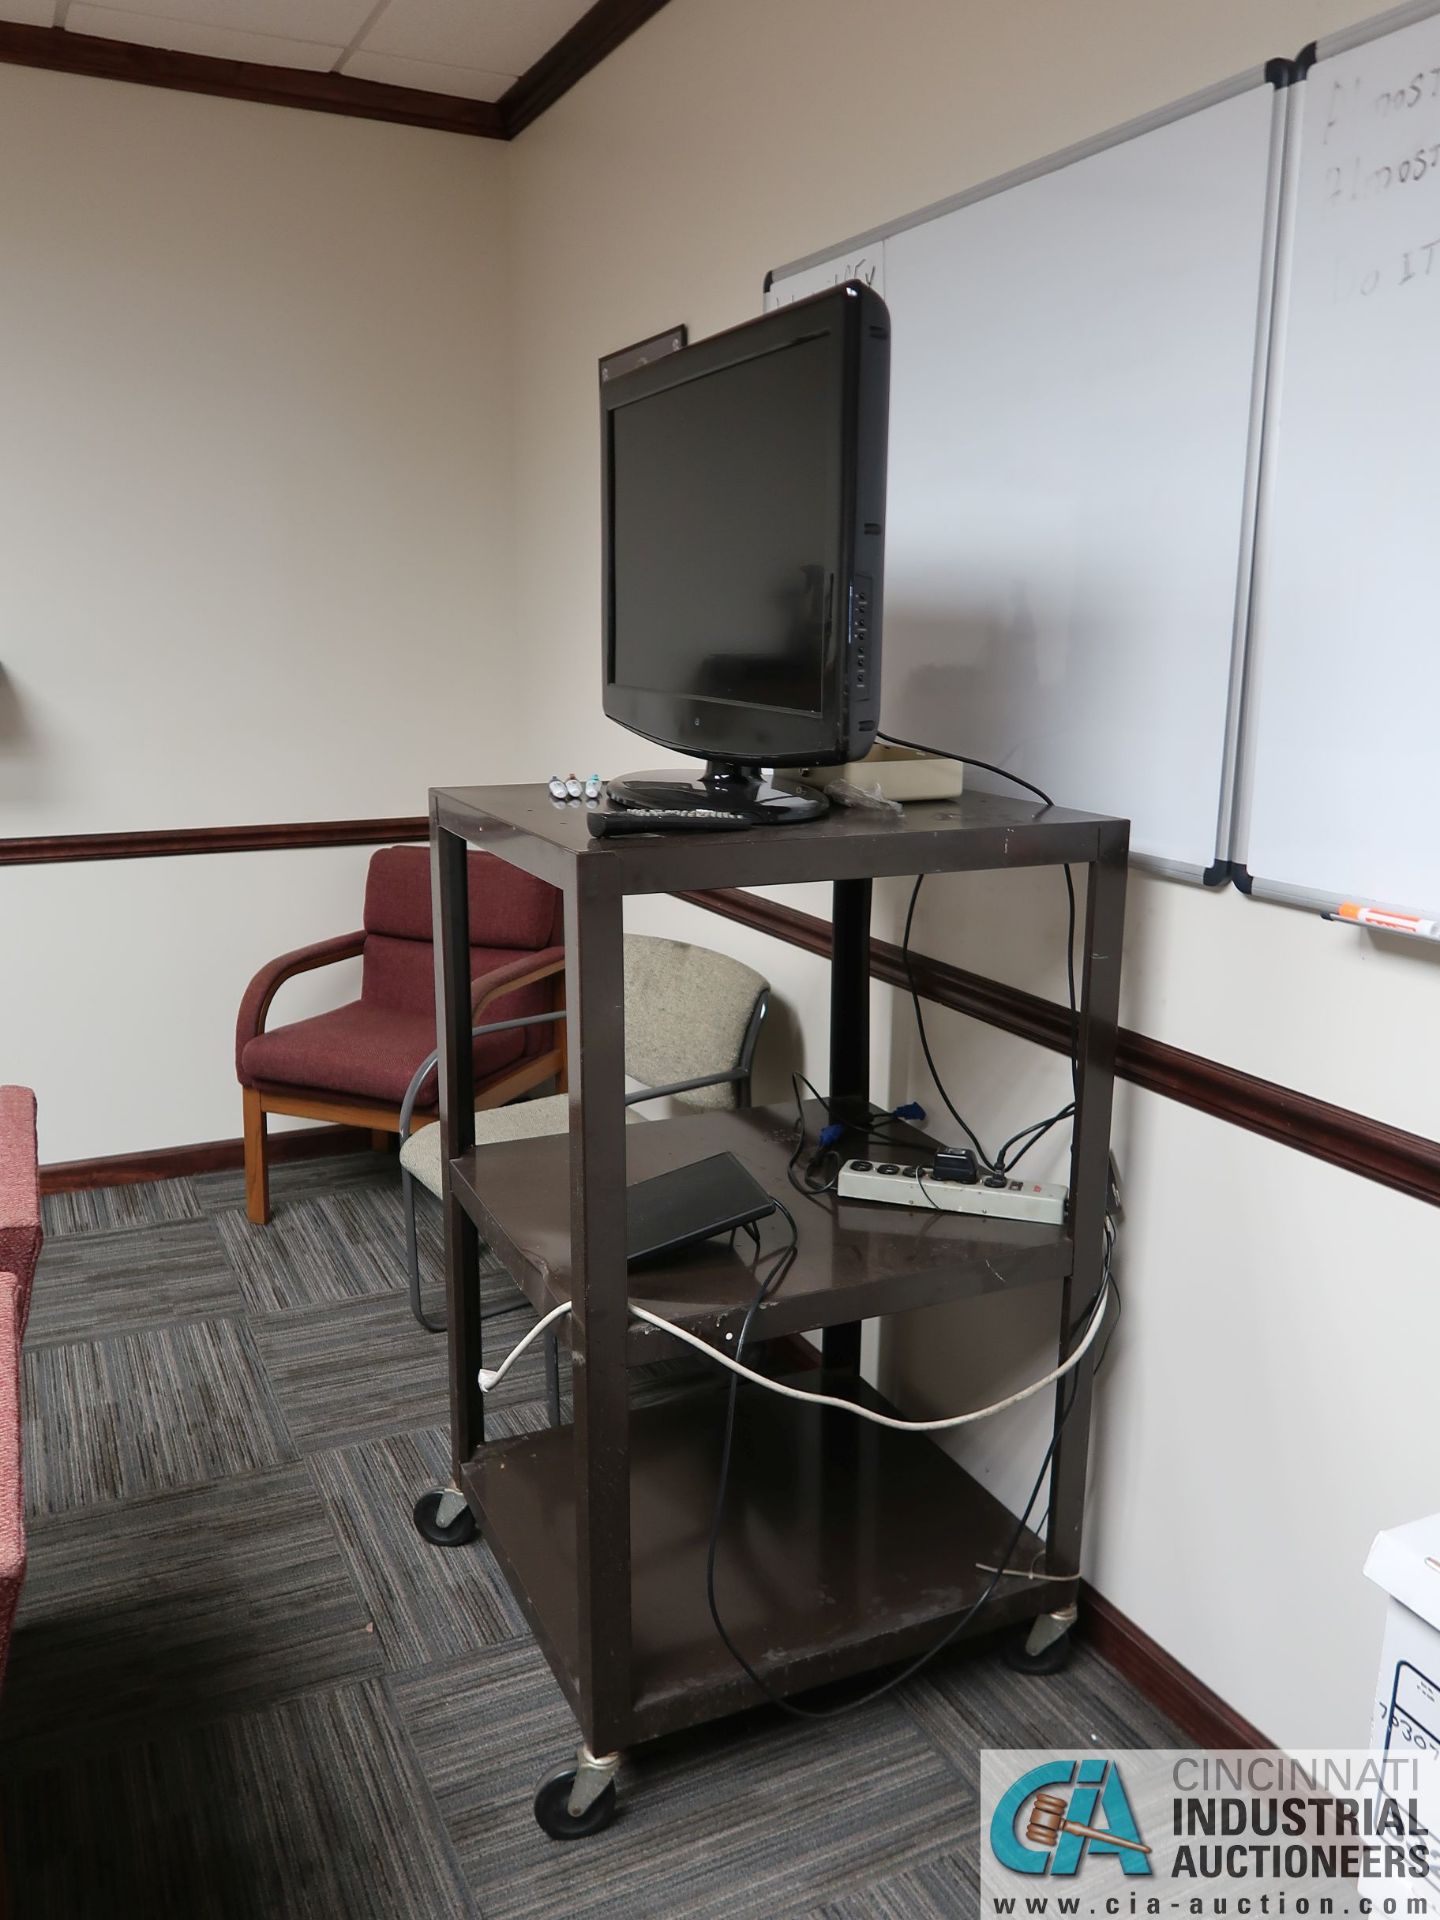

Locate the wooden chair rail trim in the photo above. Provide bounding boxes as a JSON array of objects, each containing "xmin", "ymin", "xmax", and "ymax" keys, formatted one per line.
[
  {"xmin": 0, "ymin": 818, "xmax": 428, "ymax": 866},
  {"xmin": 9, "ymin": 820, "xmax": 1430, "ymax": 1206},
  {"xmin": 677, "ymin": 887, "xmax": 1440, "ymax": 1210}
]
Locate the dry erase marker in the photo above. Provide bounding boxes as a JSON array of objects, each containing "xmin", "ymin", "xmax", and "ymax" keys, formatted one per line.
[{"xmin": 1336, "ymin": 901, "xmax": 1440, "ymax": 939}]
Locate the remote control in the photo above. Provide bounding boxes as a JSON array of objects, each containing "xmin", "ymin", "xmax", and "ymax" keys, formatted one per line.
[
  {"xmin": 837, "ymin": 1158, "xmax": 1067, "ymax": 1225},
  {"xmin": 587, "ymin": 808, "xmax": 751, "ymax": 837}
]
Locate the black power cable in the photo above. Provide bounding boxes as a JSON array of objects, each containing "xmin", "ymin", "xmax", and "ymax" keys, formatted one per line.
[
  {"xmin": 698, "ymin": 732, "xmax": 1114, "ymax": 1715},
  {"xmin": 877, "ymin": 729, "xmax": 1080, "ymax": 1176},
  {"xmin": 703, "ymin": 1248, "xmax": 1101, "ymax": 1721},
  {"xmin": 785, "ymin": 1071, "xmax": 925, "ymax": 1203}
]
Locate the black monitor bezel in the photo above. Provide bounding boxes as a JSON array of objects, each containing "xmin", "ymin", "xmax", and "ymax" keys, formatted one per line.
[{"xmin": 600, "ymin": 281, "xmax": 887, "ymax": 770}]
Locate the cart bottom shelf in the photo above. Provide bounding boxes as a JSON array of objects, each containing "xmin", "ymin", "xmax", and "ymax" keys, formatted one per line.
[{"xmin": 462, "ymin": 1371, "xmax": 1073, "ymax": 1746}]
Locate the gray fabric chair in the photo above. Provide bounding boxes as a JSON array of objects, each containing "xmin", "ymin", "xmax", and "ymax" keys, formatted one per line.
[{"xmin": 397, "ymin": 934, "xmax": 770, "ymax": 1367}]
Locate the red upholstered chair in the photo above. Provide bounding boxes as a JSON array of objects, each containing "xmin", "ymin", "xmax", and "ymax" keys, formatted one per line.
[
  {"xmin": 0, "ymin": 1088, "xmax": 41, "ymax": 1338},
  {"xmin": 0, "ymin": 1085, "xmax": 41, "ymax": 1703},
  {"xmin": 236, "ymin": 847, "xmax": 565, "ymax": 1225}
]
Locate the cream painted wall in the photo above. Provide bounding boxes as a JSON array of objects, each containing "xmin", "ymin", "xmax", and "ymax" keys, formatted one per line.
[
  {"xmin": 0, "ymin": 64, "xmax": 518, "ymax": 1161},
  {"xmin": 502, "ymin": 0, "xmax": 1440, "ymax": 1747}
]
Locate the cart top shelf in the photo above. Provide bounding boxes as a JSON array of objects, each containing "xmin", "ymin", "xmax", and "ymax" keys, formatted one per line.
[{"xmin": 432, "ymin": 782, "xmax": 1128, "ymax": 893}]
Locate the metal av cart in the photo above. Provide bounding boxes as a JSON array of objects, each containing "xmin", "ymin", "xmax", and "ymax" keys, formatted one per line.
[{"xmin": 420, "ymin": 782, "xmax": 1127, "ymax": 1837}]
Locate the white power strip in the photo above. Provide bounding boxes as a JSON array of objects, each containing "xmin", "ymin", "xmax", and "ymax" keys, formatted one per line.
[{"xmin": 837, "ymin": 1158, "xmax": 1068, "ymax": 1225}]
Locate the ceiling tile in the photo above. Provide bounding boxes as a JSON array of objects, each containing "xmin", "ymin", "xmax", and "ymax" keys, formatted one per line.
[
  {"xmin": 359, "ymin": 0, "xmax": 590, "ymax": 79},
  {"xmin": 340, "ymin": 47, "xmax": 512, "ymax": 100},
  {"xmin": 0, "ymin": 2, "xmax": 59, "ymax": 24},
  {"xmin": 71, "ymin": 0, "xmax": 374, "ymax": 43},
  {"xmin": 65, "ymin": 3, "xmax": 344, "ymax": 67}
]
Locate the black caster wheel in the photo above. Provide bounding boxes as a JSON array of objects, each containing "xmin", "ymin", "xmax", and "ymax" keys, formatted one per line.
[
  {"xmin": 533, "ymin": 1765, "xmax": 618, "ymax": 1840},
  {"xmin": 412, "ymin": 1491, "xmax": 477, "ymax": 1548},
  {"xmin": 1004, "ymin": 1621, "xmax": 1075, "ymax": 1675}
]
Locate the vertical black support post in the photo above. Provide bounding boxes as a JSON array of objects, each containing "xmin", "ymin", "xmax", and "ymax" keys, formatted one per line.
[
  {"xmin": 824, "ymin": 876, "xmax": 872, "ymax": 1374},
  {"xmin": 567, "ymin": 858, "xmax": 633, "ymax": 1757},
  {"xmin": 433, "ymin": 805, "xmax": 483, "ymax": 1479},
  {"xmin": 829, "ymin": 878, "xmax": 873, "ymax": 1119},
  {"xmin": 1045, "ymin": 830, "xmax": 1128, "ymax": 1582}
]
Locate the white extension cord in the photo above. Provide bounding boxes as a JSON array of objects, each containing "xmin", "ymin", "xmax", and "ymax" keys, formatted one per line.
[{"xmin": 476, "ymin": 1276, "xmax": 1111, "ymax": 1433}]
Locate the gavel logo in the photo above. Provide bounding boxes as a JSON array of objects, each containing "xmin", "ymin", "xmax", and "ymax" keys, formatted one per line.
[{"xmin": 1025, "ymin": 1791, "xmax": 1153, "ymax": 1858}]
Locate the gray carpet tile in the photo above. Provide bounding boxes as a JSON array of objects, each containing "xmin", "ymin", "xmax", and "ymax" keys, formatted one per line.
[
  {"xmin": 393, "ymin": 1639, "xmax": 974, "ymax": 1920},
  {"xmin": 385, "ymin": 1185, "xmax": 535, "ymax": 1322},
  {"xmin": 219, "ymin": 1179, "xmax": 527, "ymax": 1319},
  {"xmin": 804, "ymin": 1849, "xmax": 975, "ymax": 1920},
  {"xmin": 215, "ymin": 1191, "xmax": 405, "ymax": 1314},
  {"xmin": 23, "ymin": 1314, "xmax": 295, "ymax": 1520},
  {"xmin": 3, "ymin": 1677, "xmax": 472, "ymax": 1920},
  {"xmin": 306, "ymin": 1419, "xmax": 543, "ymax": 1670},
  {"xmin": 900, "ymin": 1635, "xmax": 1183, "ymax": 1784},
  {"xmin": 11, "ymin": 1162, "xmax": 1193, "ymax": 1917},
  {"xmin": 0, "ymin": 1462, "xmax": 382, "ymax": 1770},
  {"xmin": 253, "ymin": 1290, "xmax": 456, "ymax": 1452},
  {"xmin": 41, "ymin": 1173, "xmax": 202, "ymax": 1237},
  {"xmin": 27, "ymin": 1215, "xmax": 243, "ymax": 1346}
]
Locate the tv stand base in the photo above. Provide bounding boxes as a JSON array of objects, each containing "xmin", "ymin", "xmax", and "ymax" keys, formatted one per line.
[{"xmin": 606, "ymin": 760, "xmax": 827, "ymax": 825}]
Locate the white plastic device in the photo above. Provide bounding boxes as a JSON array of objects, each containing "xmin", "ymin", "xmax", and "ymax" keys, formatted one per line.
[
  {"xmin": 836, "ymin": 1158, "xmax": 1067, "ymax": 1225},
  {"xmin": 799, "ymin": 743, "xmax": 964, "ymax": 803}
]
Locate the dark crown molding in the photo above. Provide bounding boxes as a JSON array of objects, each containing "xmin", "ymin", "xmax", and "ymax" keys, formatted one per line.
[
  {"xmin": 0, "ymin": 0, "xmax": 675, "ymax": 140},
  {"xmin": 498, "ymin": 0, "xmax": 674, "ymax": 137}
]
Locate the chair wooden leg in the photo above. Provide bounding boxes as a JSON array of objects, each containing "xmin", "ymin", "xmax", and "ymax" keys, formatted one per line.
[{"xmin": 243, "ymin": 1087, "xmax": 271, "ymax": 1225}]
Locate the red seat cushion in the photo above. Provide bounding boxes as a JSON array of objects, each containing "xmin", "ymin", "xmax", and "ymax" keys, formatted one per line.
[{"xmin": 240, "ymin": 1001, "xmax": 530, "ymax": 1107}]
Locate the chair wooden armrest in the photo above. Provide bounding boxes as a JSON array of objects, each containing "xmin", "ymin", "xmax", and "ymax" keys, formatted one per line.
[
  {"xmin": 234, "ymin": 932, "xmax": 366, "ymax": 1066},
  {"xmin": 394, "ymin": 948, "xmax": 569, "ymax": 1133},
  {"xmin": 469, "ymin": 946, "xmax": 566, "ymax": 1020}
]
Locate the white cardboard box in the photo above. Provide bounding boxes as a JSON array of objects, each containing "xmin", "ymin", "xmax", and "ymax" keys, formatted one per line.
[
  {"xmin": 1366, "ymin": 1514, "xmax": 1440, "ymax": 1755},
  {"xmin": 1365, "ymin": 1515, "xmax": 1440, "ymax": 1910}
]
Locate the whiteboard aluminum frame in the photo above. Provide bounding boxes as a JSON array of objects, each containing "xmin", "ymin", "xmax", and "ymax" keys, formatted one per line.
[
  {"xmin": 1226, "ymin": 72, "xmax": 1304, "ymax": 886},
  {"xmin": 1312, "ymin": 0, "xmax": 1440, "ymax": 64},
  {"xmin": 767, "ymin": 65, "xmax": 1286, "ymax": 888},
  {"xmin": 1233, "ymin": 0, "xmax": 1440, "ymax": 917}
]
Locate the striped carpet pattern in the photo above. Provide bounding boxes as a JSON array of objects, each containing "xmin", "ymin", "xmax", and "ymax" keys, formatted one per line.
[{"xmin": 1, "ymin": 1152, "xmax": 1180, "ymax": 1917}]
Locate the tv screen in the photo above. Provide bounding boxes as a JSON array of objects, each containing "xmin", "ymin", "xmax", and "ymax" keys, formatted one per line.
[
  {"xmin": 601, "ymin": 282, "xmax": 889, "ymax": 775},
  {"xmin": 610, "ymin": 334, "xmax": 837, "ymax": 718}
]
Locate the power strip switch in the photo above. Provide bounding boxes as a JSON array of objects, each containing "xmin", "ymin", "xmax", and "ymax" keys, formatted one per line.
[{"xmin": 837, "ymin": 1159, "xmax": 1068, "ymax": 1225}]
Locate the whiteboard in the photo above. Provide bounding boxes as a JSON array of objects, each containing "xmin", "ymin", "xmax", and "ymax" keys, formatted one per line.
[
  {"xmin": 767, "ymin": 76, "xmax": 1285, "ymax": 878},
  {"xmin": 1234, "ymin": 1, "xmax": 1440, "ymax": 916},
  {"xmin": 763, "ymin": 243, "xmax": 884, "ymax": 309}
]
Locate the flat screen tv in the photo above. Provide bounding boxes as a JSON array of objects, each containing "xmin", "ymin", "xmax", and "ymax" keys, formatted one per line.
[{"xmin": 600, "ymin": 281, "xmax": 890, "ymax": 823}]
